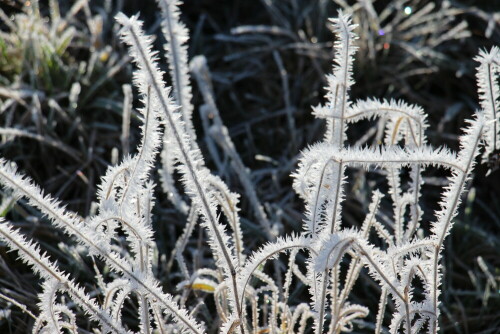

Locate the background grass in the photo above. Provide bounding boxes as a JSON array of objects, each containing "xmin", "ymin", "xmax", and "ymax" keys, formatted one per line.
[{"xmin": 0, "ymin": 0, "xmax": 498, "ymax": 332}]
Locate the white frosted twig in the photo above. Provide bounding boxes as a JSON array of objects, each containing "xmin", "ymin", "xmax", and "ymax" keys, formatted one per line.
[
  {"xmin": 156, "ymin": 0, "xmax": 195, "ymax": 214},
  {"xmin": 0, "ymin": 221, "xmax": 128, "ymax": 333},
  {"xmin": 157, "ymin": 0, "xmax": 196, "ymax": 142},
  {"xmin": 428, "ymin": 114, "xmax": 485, "ymax": 333},
  {"xmin": 116, "ymin": 12, "xmax": 243, "ymax": 329},
  {"xmin": 475, "ymin": 46, "xmax": 500, "ymax": 161},
  {"xmin": 0, "ymin": 159, "xmax": 203, "ymax": 333}
]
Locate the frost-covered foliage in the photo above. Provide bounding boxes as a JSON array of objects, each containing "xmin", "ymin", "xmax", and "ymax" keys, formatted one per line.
[{"xmin": 0, "ymin": 1, "xmax": 498, "ymax": 334}]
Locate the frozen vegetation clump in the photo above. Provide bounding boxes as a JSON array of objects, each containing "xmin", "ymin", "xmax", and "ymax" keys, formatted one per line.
[{"xmin": 0, "ymin": 1, "xmax": 498, "ymax": 333}]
